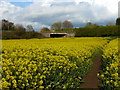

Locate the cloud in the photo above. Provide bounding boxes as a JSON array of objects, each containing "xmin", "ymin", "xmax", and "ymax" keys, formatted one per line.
[
  {"xmin": 118, "ymin": 1, "xmax": 120, "ymax": 17},
  {"xmin": 0, "ymin": 1, "xmax": 21, "ymax": 20},
  {"xmin": 0, "ymin": 0, "xmax": 119, "ymax": 30}
]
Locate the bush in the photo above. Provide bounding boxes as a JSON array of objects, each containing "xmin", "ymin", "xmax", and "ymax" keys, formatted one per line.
[
  {"xmin": 2, "ymin": 31, "xmax": 44, "ymax": 39},
  {"xmin": 74, "ymin": 26, "xmax": 119, "ymax": 37}
]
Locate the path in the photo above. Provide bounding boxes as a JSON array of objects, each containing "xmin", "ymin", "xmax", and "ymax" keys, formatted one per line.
[{"xmin": 80, "ymin": 55, "xmax": 102, "ymax": 88}]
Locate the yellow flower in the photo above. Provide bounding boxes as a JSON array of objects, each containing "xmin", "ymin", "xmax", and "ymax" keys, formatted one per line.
[
  {"xmin": 13, "ymin": 83, "xmax": 17, "ymax": 88},
  {"xmin": 12, "ymin": 80, "xmax": 16, "ymax": 84},
  {"xmin": 106, "ymin": 81, "xmax": 109, "ymax": 84},
  {"xmin": 39, "ymin": 80, "xmax": 43, "ymax": 85},
  {"xmin": 101, "ymin": 74, "xmax": 104, "ymax": 78},
  {"xmin": 106, "ymin": 67, "xmax": 109, "ymax": 70},
  {"xmin": 110, "ymin": 80, "xmax": 113, "ymax": 83},
  {"xmin": 22, "ymin": 84, "xmax": 25, "ymax": 87},
  {"xmin": 97, "ymin": 73, "xmax": 99, "ymax": 77},
  {"xmin": 39, "ymin": 86, "xmax": 44, "ymax": 89},
  {"xmin": 114, "ymin": 82, "xmax": 118, "ymax": 86}
]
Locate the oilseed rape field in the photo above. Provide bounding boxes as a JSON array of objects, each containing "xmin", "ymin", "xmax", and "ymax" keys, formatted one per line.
[
  {"xmin": 1, "ymin": 37, "xmax": 119, "ymax": 89},
  {"xmin": 98, "ymin": 38, "xmax": 120, "ymax": 89}
]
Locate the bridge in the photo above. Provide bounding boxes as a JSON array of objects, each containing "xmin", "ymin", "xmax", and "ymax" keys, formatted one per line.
[{"xmin": 39, "ymin": 32, "xmax": 75, "ymax": 38}]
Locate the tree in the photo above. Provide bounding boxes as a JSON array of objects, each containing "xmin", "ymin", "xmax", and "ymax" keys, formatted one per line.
[
  {"xmin": 41, "ymin": 27, "xmax": 49, "ymax": 32},
  {"xmin": 15, "ymin": 24, "xmax": 26, "ymax": 32},
  {"xmin": 1, "ymin": 19, "xmax": 15, "ymax": 31},
  {"xmin": 116, "ymin": 18, "xmax": 120, "ymax": 25},
  {"xmin": 62, "ymin": 20, "xmax": 73, "ymax": 29},
  {"xmin": 9, "ymin": 22, "xmax": 15, "ymax": 30},
  {"xmin": 51, "ymin": 21, "xmax": 62, "ymax": 30},
  {"xmin": 27, "ymin": 25, "xmax": 34, "ymax": 31},
  {"xmin": 85, "ymin": 22, "xmax": 98, "ymax": 28},
  {"xmin": 14, "ymin": 24, "xmax": 26, "ymax": 37},
  {"xmin": 2, "ymin": 19, "xmax": 9, "ymax": 30}
]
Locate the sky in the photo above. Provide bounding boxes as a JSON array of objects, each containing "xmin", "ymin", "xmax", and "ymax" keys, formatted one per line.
[
  {"xmin": 0, "ymin": 0, "xmax": 119, "ymax": 30},
  {"xmin": 10, "ymin": 2, "xmax": 33, "ymax": 8},
  {"xmin": 118, "ymin": 1, "xmax": 120, "ymax": 17}
]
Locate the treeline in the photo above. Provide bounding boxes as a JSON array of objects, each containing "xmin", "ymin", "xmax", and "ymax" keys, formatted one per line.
[
  {"xmin": 74, "ymin": 25, "xmax": 119, "ymax": 37},
  {"xmin": 41, "ymin": 18, "xmax": 120, "ymax": 37},
  {"xmin": 1, "ymin": 19, "xmax": 26, "ymax": 31},
  {"xmin": 1, "ymin": 17, "xmax": 120, "ymax": 39},
  {"xmin": 1, "ymin": 19, "xmax": 44, "ymax": 39},
  {"xmin": 40, "ymin": 20, "xmax": 73, "ymax": 32},
  {"xmin": 74, "ymin": 17, "xmax": 120, "ymax": 37},
  {"xmin": 2, "ymin": 31, "xmax": 44, "ymax": 39}
]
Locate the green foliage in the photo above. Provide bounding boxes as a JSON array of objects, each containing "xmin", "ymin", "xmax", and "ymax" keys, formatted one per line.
[
  {"xmin": 2, "ymin": 31, "xmax": 44, "ymax": 39},
  {"xmin": 1, "ymin": 19, "xmax": 44, "ymax": 39},
  {"xmin": 85, "ymin": 22, "xmax": 99, "ymax": 28},
  {"xmin": 98, "ymin": 38, "xmax": 120, "ymax": 89},
  {"xmin": 116, "ymin": 18, "xmax": 120, "ymax": 25},
  {"xmin": 41, "ymin": 27, "xmax": 50, "ymax": 32},
  {"xmin": 51, "ymin": 20, "xmax": 73, "ymax": 30},
  {"xmin": 75, "ymin": 26, "xmax": 119, "ymax": 37},
  {"xmin": 51, "ymin": 22, "xmax": 62, "ymax": 30},
  {"xmin": 2, "ymin": 37, "xmax": 109, "ymax": 89}
]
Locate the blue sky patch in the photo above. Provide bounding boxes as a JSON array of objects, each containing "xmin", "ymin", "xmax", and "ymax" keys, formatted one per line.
[{"xmin": 10, "ymin": 2, "xmax": 33, "ymax": 8}]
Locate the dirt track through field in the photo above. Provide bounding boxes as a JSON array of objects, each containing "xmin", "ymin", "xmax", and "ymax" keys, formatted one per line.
[{"xmin": 80, "ymin": 55, "xmax": 102, "ymax": 88}]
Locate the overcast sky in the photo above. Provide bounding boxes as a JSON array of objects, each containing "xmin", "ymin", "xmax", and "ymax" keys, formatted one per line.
[{"xmin": 0, "ymin": 0, "xmax": 119, "ymax": 30}]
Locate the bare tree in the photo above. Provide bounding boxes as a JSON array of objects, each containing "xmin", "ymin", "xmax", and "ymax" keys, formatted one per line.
[
  {"xmin": 27, "ymin": 25, "xmax": 34, "ymax": 31},
  {"xmin": 1, "ymin": 19, "xmax": 15, "ymax": 31},
  {"xmin": 62, "ymin": 20, "xmax": 73, "ymax": 29},
  {"xmin": 2, "ymin": 19, "xmax": 9, "ymax": 30},
  {"xmin": 41, "ymin": 27, "xmax": 49, "ymax": 32},
  {"xmin": 15, "ymin": 24, "xmax": 26, "ymax": 32},
  {"xmin": 85, "ymin": 22, "xmax": 98, "ymax": 28},
  {"xmin": 51, "ymin": 21, "xmax": 62, "ymax": 30}
]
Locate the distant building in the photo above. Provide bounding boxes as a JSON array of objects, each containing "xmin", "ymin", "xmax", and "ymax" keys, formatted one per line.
[
  {"xmin": 49, "ymin": 29, "xmax": 55, "ymax": 32},
  {"xmin": 38, "ymin": 32, "xmax": 75, "ymax": 38},
  {"xmin": 38, "ymin": 29, "xmax": 55, "ymax": 32},
  {"xmin": 38, "ymin": 28, "xmax": 75, "ymax": 38}
]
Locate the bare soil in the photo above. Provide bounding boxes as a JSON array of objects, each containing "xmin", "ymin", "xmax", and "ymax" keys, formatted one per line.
[{"xmin": 80, "ymin": 55, "xmax": 102, "ymax": 88}]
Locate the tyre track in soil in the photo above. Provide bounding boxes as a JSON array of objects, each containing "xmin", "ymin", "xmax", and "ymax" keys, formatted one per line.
[{"xmin": 80, "ymin": 55, "xmax": 102, "ymax": 89}]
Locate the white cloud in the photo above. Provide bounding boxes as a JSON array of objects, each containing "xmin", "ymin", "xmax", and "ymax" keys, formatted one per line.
[
  {"xmin": 118, "ymin": 1, "xmax": 120, "ymax": 17},
  {"xmin": 2, "ymin": 0, "xmax": 33, "ymax": 2},
  {"xmin": 94, "ymin": 0, "xmax": 118, "ymax": 15},
  {"xmin": 0, "ymin": 0, "xmax": 119, "ymax": 30},
  {"xmin": 0, "ymin": 1, "xmax": 21, "ymax": 18}
]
